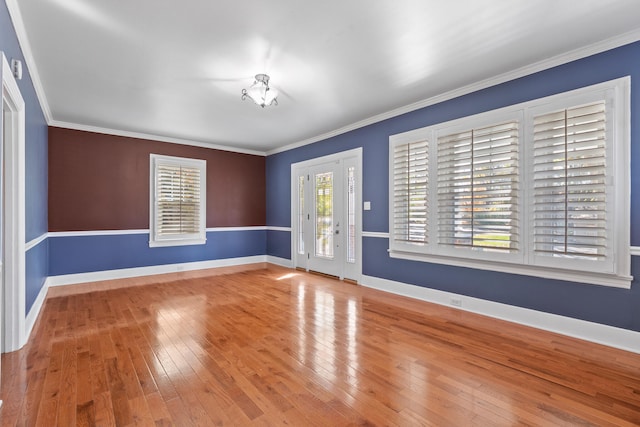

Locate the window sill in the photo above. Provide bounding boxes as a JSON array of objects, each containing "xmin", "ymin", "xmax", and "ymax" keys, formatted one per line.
[
  {"xmin": 149, "ymin": 238, "xmax": 207, "ymax": 248},
  {"xmin": 388, "ymin": 249, "xmax": 632, "ymax": 289}
]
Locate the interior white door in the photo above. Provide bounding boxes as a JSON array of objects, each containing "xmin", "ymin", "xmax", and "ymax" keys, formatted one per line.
[{"xmin": 292, "ymin": 148, "xmax": 362, "ymax": 281}]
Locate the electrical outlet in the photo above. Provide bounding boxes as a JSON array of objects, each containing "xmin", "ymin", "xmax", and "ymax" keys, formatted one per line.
[{"xmin": 450, "ymin": 298, "xmax": 462, "ymax": 307}]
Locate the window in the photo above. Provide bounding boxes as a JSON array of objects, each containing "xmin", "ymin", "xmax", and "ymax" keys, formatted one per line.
[
  {"xmin": 347, "ymin": 165, "xmax": 357, "ymax": 264},
  {"xmin": 150, "ymin": 154, "xmax": 206, "ymax": 247},
  {"xmin": 297, "ymin": 175, "xmax": 305, "ymax": 255},
  {"xmin": 437, "ymin": 121, "xmax": 519, "ymax": 252},
  {"xmin": 389, "ymin": 78, "xmax": 630, "ymax": 288}
]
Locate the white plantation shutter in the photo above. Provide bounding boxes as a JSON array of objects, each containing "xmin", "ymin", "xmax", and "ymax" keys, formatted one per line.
[
  {"xmin": 532, "ymin": 102, "xmax": 607, "ymax": 260},
  {"xmin": 389, "ymin": 78, "xmax": 629, "ymax": 287},
  {"xmin": 156, "ymin": 164, "xmax": 201, "ymax": 235},
  {"xmin": 393, "ymin": 140, "xmax": 428, "ymax": 244},
  {"xmin": 150, "ymin": 155, "xmax": 206, "ymax": 247},
  {"xmin": 437, "ymin": 121, "xmax": 519, "ymax": 251}
]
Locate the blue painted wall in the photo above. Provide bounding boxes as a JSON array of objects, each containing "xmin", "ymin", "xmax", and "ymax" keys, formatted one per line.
[
  {"xmin": 26, "ymin": 239, "xmax": 48, "ymax": 312},
  {"xmin": 266, "ymin": 230, "xmax": 291, "ymax": 261},
  {"xmin": 1, "ymin": 0, "xmax": 49, "ymax": 314},
  {"xmin": 49, "ymin": 230, "xmax": 266, "ymax": 276},
  {"xmin": 266, "ymin": 41, "xmax": 640, "ymax": 333}
]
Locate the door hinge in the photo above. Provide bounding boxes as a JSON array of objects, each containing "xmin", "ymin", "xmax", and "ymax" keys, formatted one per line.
[{"xmin": 307, "ymin": 253, "xmax": 310, "ymax": 259}]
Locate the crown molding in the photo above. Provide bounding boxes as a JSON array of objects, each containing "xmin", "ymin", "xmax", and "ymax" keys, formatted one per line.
[
  {"xmin": 267, "ymin": 29, "xmax": 640, "ymax": 156},
  {"xmin": 4, "ymin": 0, "xmax": 53, "ymax": 123},
  {"xmin": 6, "ymin": 0, "xmax": 639, "ymax": 158},
  {"xmin": 49, "ymin": 120, "xmax": 266, "ymax": 156},
  {"xmin": 6, "ymin": 1, "xmax": 266, "ymax": 157}
]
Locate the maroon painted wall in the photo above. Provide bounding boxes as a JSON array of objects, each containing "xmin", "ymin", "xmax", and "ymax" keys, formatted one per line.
[{"xmin": 48, "ymin": 127, "xmax": 266, "ymax": 231}]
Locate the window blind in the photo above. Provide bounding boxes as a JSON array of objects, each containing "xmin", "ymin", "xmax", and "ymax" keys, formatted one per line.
[
  {"xmin": 393, "ymin": 140, "xmax": 428, "ymax": 244},
  {"xmin": 532, "ymin": 102, "xmax": 607, "ymax": 260},
  {"xmin": 156, "ymin": 163, "xmax": 202, "ymax": 237},
  {"xmin": 437, "ymin": 121, "xmax": 519, "ymax": 251}
]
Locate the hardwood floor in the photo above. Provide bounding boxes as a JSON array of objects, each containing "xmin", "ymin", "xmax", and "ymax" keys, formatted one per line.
[{"xmin": 1, "ymin": 264, "xmax": 639, "ymax": 426}]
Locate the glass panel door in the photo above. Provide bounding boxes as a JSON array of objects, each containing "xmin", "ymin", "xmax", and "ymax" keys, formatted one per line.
[
  {"xmin": 308, "ymin": 162, "xmax": 342, "ymax": 277},
  {"xmin": 314, "ymin": 171, "xmax": 334, "ymax": 259}
]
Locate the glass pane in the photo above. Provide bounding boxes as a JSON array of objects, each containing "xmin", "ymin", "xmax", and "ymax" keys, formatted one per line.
[
  {"xmin": 347, "ymin": 166, "xmax": 356, "ymax": 263},
  {"xmin": 315, "ymin": 172, "xmax": 334, "ymax": 258},
  {"xmin": 298, "ymin": 175, "xmax": 305, "ymax": 255}
]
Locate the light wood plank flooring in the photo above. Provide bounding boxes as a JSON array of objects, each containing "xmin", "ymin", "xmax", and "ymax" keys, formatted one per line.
[{"xmin": 1, "ymin": 264, "xmax": 639, "ymax": 426}]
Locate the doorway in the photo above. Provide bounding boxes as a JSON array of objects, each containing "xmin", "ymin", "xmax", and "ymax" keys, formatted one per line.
[
  {"xmin": 291, "ymin": 148, "xmax": 362, "ymax": 282},
  {"xmin": 1, "ymin": 53, "xmax": 27, "ymax": 360},
  {"xmin": 1, "ymin": 99, "xmax": 5, "ymax": 355}
]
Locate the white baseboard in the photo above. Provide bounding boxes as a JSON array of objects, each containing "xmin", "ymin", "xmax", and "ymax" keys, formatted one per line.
[
  {"xmin": 25, "ymin": 278, "xmax": 49, "ymax": 340},
  {"xmin": 46, "ymin": 255, "xmax": 268, "ymax": 288},
  {"xmin": 266, "ymin": 255, "xmax": 293, "ymax": 268},
  {"xmin": 361, "ymin": 275, "xmax": 640, "ymax": 354}
]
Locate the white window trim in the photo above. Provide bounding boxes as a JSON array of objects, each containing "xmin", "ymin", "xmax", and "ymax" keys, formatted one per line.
[
  {"xmin": 389, "ymin": 77, "xmax": 631, "ymax": 289},
  {"xmin": 149, "ymin": 154, "xmax": 207, "ymax": 248}
]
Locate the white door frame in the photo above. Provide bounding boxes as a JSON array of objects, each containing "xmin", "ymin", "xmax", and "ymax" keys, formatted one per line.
[
  {"xmin": 1, "ymin": 52, "xmax": 27, "ymax": 353},
  {"xmin": 290, "ymin": 147, "xmax": 363, "ymax": 282}
]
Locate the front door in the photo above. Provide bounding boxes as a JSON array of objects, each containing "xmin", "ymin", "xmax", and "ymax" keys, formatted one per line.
[
  {"xmin": 292, "ymin": 148, "xmax": 362, "ymax": 281},
  {"xmin": 308, "ymin": 161, "xmax": 342, "ymax": 277}
]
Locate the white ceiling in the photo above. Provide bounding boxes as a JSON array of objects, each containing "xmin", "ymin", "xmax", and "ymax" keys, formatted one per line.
[{"xmin": 10, "ymin": 0, "xmax": 640, "ymax": 154}]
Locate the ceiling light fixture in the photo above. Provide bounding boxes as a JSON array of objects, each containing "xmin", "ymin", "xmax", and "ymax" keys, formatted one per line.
[{"xmin": 241, "ymin": 74, "xmax": 278, "ymax": 108}]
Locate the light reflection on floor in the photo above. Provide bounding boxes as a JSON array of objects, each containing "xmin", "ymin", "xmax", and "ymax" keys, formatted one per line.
[
  {"xmin": 345, "ymin": 298, "xmax": 359, "ymax": 403},
  {"xmin": 276, "ymin": 272, "xmax": 299, "ymax": 281},
  {"xmin": 292, "ymin": 279, "xmax": 362, "ymax": 402},
  {"xmin": 153, "ymin": 295, "xmax": 206, "ymax": 378},
  {"xmin": 297, "ymin": 283, "xmax": 307, "ymax": 365},
  {"xmin": 313, "ymin": 288, "xmax": 337, "ymax": 382}
]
